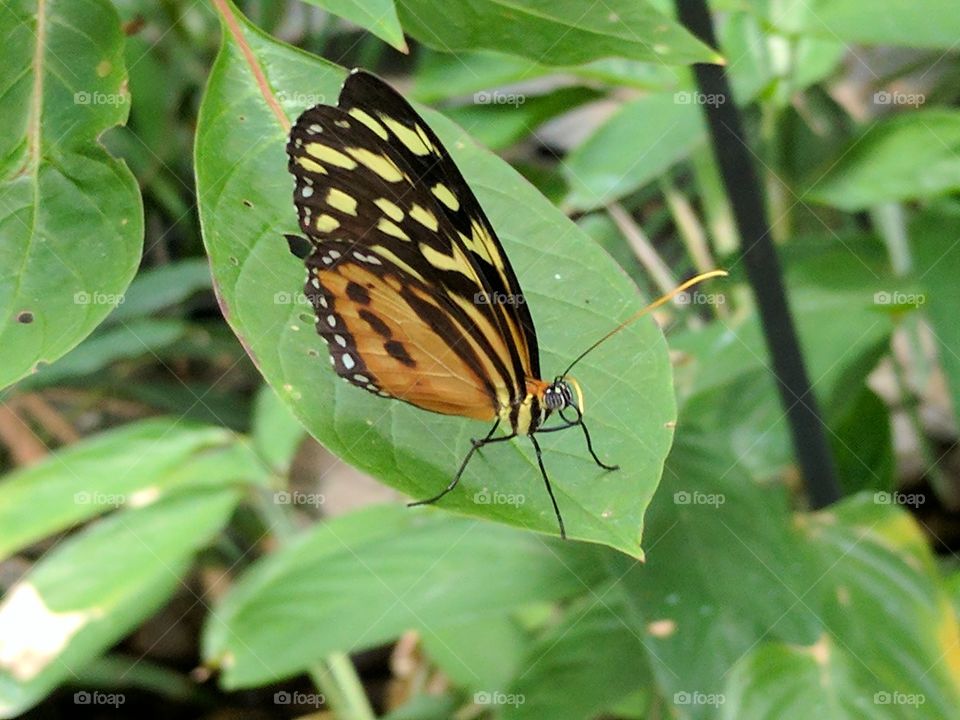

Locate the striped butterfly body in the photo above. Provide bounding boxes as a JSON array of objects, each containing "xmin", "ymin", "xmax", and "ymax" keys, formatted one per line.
[{"xmin": 286, "ymin": 69, "xmax": 695, "ymax": 538}]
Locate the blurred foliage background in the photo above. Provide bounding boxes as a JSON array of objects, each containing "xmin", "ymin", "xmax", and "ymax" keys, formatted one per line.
[{"xmin": 2, "ymin": 0, "xmax": 960, "ymax": 718}]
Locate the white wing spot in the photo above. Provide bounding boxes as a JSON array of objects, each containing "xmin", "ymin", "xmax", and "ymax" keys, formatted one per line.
[{"xmin": 342, "ymin": 353, "xmax": 356, "ymax": 370}]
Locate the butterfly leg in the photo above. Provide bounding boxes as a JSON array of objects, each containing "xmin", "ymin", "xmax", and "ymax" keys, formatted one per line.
[
  {"xmin": 536, "ymin": 408, "xmax": 619, "ymax": 472},
  {"xmin": 577, "ymin": 417, "xmax": 619, "ymax": 471},
  {"xmin": 529, "ymin": 434, "xmax": 566, "ymax": 539},
  {"xmin": 408, "ymin": 420, "xmax": 514, "ymax": 507}
]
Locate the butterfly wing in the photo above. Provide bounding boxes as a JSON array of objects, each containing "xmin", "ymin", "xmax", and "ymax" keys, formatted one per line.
[
  {"xmin": 286, "ymin": 70, "xmax": 538, "ymax": 419},
  {"xmin": 337, "ymin": 71, "xmax": 540, "ymax": 379}
]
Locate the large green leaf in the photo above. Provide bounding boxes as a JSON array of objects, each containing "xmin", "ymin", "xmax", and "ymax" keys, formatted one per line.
[
  {"xmin": 504, "ymin": 592, "xmax": 651, "ymax": 720},
  {"xmin": 300, "ymin": 0, "xmax": 406, "ymax": 52},
  {"xmin": 0, "ymin": 0, "xmax": 143, "ymax": 390},
  {"xmin": 0, "ymin": 418, "xmax": 265, "ymax": 559},
  {"xmin": 799, "ymin": 0, "xmax": 960, "ymax": 49},
  {"xmin": 807, "ymin": 111, "xmax": 960, "ymax": 211},
  {"xmin": 195, "ymin": 4, "xmax": 676, "ymax": 553},
  {"xmin": 395, "ymin": 0, "xmax": 719, "ymax": 67},
  {"xmin": 912, "ymin": 203, "xmax": 960, "ymax": 424},
  {"xmin": 612, "ymin": 427, "xmax": 960, "ymax": 719},
  {"xmin": 563, "ymin": 93, "xmax": 706, "ymax": 211},
  {"xmin": 201, "ymin": 504, "xmax": 608, "ymax": 687},
  {"xmin": 0, "ymin": 488, "xmax": 240, "ymax": 717}
]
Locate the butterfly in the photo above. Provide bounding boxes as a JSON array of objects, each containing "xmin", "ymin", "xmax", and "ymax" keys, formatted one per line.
[{"xmin": 285, "ymin": 69, "xmax": 724, "ymax": 538}]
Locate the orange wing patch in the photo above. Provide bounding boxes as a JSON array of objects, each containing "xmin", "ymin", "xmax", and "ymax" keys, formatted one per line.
[{"xmin": 308, "ymin": 256, "xmax": 498, "ymax": 421}]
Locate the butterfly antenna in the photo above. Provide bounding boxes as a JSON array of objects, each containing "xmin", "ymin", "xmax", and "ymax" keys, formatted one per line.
[{"xmin": 562, "ymin": 269, "xmax": 728, "ymax": 377}]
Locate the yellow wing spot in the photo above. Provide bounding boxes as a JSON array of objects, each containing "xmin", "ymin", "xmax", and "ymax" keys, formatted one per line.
[
  {"xmin": 346, "ymin": 147, "xmax": 404, "ymax": 182},
  {"xmin": 296, "ymin": 156, "xmax": 327, "ymax": 174},
  {"xmin": 470, "ymin": 220, "xmax": 499, "ymax": 264},
  {"xmin": 374, "ymin": 198, "xmax": 404, "ymax": 222},
  {"xmin": 315, "ymin": 214, "xmax": 340, "ymax": 232},
  {"xmin": 420, "ymin": 243, "xmax": 473, "ymax": 278},
  {"xmin": 370, "ymin": 245, "xmax": 422, "ymax": 279},
  {"xmin": 348, "ymin": 108, "xmax": 389, "ymax": 140},
  {"xmin": 410, "ymin": 203, "xmax": 438, "ymax": 231},
  {"xmin": 381, "ymin": 116, "xmax": 431, "ymax": 156},
  {"xmin": 377, "ymin": 218, "xmax": 410, "ymax": 241},
  {"xmin": 326, "ymin": 188, "xmax": 358, "ymax": 216},
  {"xmin": 431, "ymin": 183, "xmax": 460, "ymax": 211},
  {"xmin": 305, "ymin": 143, "xmax": 357, "ymax": 169}
]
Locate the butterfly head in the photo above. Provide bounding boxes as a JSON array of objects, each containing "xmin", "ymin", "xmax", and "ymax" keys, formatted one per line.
[{"xmin": 543, "ymin": 376, "xmax": 585, "ymax": 416}]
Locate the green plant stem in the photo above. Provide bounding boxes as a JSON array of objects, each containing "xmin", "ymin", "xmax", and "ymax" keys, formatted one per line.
[
  {"xmin": 253, "ymin": 487, "xmax": 377, "ymax": 719},
  {"xmin": 658, "ymin": 175, "xmax": 714, "ymax": 274}
]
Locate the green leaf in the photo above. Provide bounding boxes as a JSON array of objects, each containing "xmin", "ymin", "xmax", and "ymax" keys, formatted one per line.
[
  {"xmin": 195, "ymin": 5, "xmax": 676, "ymax": 553},
  {"xmin": 721, "ymin": 637, "xmax": 895, "ymax": 720},
  {"xmin": 563, "ymin": 93, "xmax": 705, "ymax": 211},
  {"xmin": 421, "ymin": 615, "xmax": 528, "ymax": 694},
  {"xmin": 0, "ymin": 488, "xmax": 239, "ymax": 717},
  {"xmin": 803, "ymin": 0, "xmax": 960, "ymax": 49},
  {"xmin": 807, "ymin": 110, "xmax": 960, "ymax": 211},
  {"xmin": 251, "ymin": 384, "xmax": 306, "ymax": 475},
  {"xmin": 17, "ymin": 318, "xmax": 188, "ymax": 388},
  {"xmin": 0, "ymin": 0, "xmax": 143, "ymax": 390},
  {"xmin": 912, "ymin": 203, "xmax": 960, "ymax": 424},
  {"xmin": 504, "ymin": 593, "xmax": 650, "ymax": 720},
  {"xmin": 611, "ymin": 427, "xmax": 960, "ymax": 719},
  {"xmin": 395, "ymin": 0, "xmax": 720, "ymax": 67},
  {"xmin": 412, "ymin": 49, "xmax": 681, "ymax": 103},
  {"xmin": 0, "ymin": 418, "xmax": 264, "ymax": 559},
  {"xmin": 300, "ymin": 0, "xmax": 407, "ymax": 52},
  {"xmin": 442, "ymin": 86, "xmax": 603, "ymax": 150},
  {"xmin": 106, "ymin": 258, "xmax": 212, "ymax": 323},
  {"xmin": 201, "ymin": 504, "xmax": 608, "ymax": 687}
]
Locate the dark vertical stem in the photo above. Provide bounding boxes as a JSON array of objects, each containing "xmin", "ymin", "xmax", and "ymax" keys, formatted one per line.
[{"xmin": 674, "ymin": 0, "xmax": 841, "ymax": 508}]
